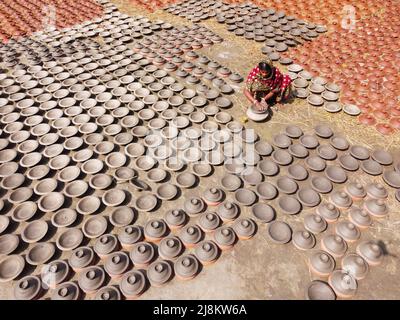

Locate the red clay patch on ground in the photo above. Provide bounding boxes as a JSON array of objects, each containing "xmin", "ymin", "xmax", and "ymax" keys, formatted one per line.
[{"xmin": 0, "ymin": 0, "xmax": 103, "ymax": 40}]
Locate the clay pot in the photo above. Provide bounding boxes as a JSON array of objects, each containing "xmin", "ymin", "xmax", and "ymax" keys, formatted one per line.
[
  {"xmin": 180, "ymin": 225, "xmax": 203, "ymax": 248},
  {"xmin": 308, "ymin": 250, "xmax": 335, "ymax": 277},
  {"xmin": 13, "ymin": 276, "xmax": 42, "ymax": 300},
  {"xmin": 119, "ymin": 270, "xmax": 147, "ymax": 299},
  {"xmin": 174, "ymin": 254, "xmax": 200, "ymax": 281},
  {"xmin": 129, "ymin": 242, "xmax": 155, "ymax": 268},
  {"xmin": 68, "ymin": 246, "xmax": 95, "ymax": 273},
  {"xmin": 0, "ymin": 255, "xmax": 25, "ymax": 282},
  {"xmin": 94, "ymin": 234, "xmax": 118, "ymax": 259},
  {"xmin": 328, "ymin": 270, "xmax": 357, "ymax": 299},
  {"xmin": 304, "ymin": 213, "xmax": 327, "ymax": 234},
  {"xmin": 78, "ymin": 266, "xmax": 105, "ymax": 295},
  {"xmin": 184, "ymin": 197, "xmax": 205, "ymax": 216},
  {"xmin": 51, "ymin": 282, "xmax": 81, "ymax": 300},
  {"xmin": 267, "ymin": 221, "xmax": 292, "ymax": 244},
  {"xmin": 159, "ymin": 236, "xmax": 183, "ymax": 260},
  {"xmin": 147, "ymin": 260, "xmax": 173, "ymax": 287},
  {"xmin": 104, "ymin": 252, "xmax": 130, "ymax": 279},
  {"xmin": 321, "ymin": 234, "xmax": 348, "ymax": 258},
  {"xmin": 342, "ymin": 254, "xmax": 369, "ymax": 280},
  {"xmin": 306, "ymin": 281, "xmax": 336, "ymax": 300},
  {"xmin": 194, "ymin": 240, "xmax": 219, "ymax": 265}
]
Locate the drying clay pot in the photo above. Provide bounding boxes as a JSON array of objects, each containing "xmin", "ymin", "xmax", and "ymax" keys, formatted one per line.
[
  {"xmin": 335, "ymin": 220, "xmax": 361, "ymax": 242},
  {"xmin": 300, "ymin": 134, "xmax": 319, "ymax": 149},
  {"xmin": 342, "ymin": 254, "xmax": 369, "ymax": 280},
  {"xmin": 273, "ymin": 133, "xmax": 292, "ymax": 149},
  {"xmin": 129, "ymin": 241, "xmax": 155, "ymax": 268},
  {"xmin": 104, "ymin": 252, "xmax": 130, "ymax": 279},
  {"xmin": 328, "ymin": 270, "xmax": 357, "ymax": 299},
  {"xmin": 325, "ymin": 165, "xmax": 347, "ymax": 184},
  {"xmin": 271, "ymin": 149, "xmax": 293, "ymax": 166},
  {"xmin": 345, "ymin": 181, "xmax": 366, "ymax": 199},
  {"xmin": 348, "ymin": 207, "xmax": 372, "ymax": 229},
  {"xmin": 297, "ymin": 188, "xmax": 321, "ymax": 207},
  {"xmin": 305, "ymin": 156, "xmax": 326, "ymax": 171},
  {"xmin": 94, "ymin": 234, "xmax": 119, "ymax": 259},
  {"xmin": 0, "ymin": 234, "xmax": 19, "ymax": 256},
  {"xmin": 110, "ymin": 207, "xmax": 135, "ymax": 228},
  {"xmin": 95, "ymin": 286, "xmax": 121, "ymax": 301},
  {"xmin": 76, "ymin": 196, "xmax": 101, "ymax": 215},
  {"xmin": 382, "ymin": 170, "xmax": 400, "ymax": 188},
  {"xmin": 202, "ymin": 188, "xmax": 224, "ymax": 206},
  {"xmin": 356, "ymin": 241, "xmax": 383, "ymax": 266},
  {"xmin": 251, "ymin": 203, "xmax": 275, "ymax": 223},
  {"xmin": 279, "ymin": 195, "xmax": 302, "ymax": 215},
  {"xmin": 338, "ymin": 154, "xmax": 359, "ymax": 171},
  {"xmin": 194, "ymin": 240, "xmax": 219, "ymax": 265},
  {"xmin": 184, "ymin": 197, "xmax": 205, "ymax": 216},
  {"xmin": 321, "ymin": 234, "xmax": 348, "ymax": 258},
  {"xmin": 285, "ymin": 125, "xmax": 303, "ymax": 138},
  {"xmin": 316, "ymin": 202, "xmax": 340, "ymax": 223},
  {"xmin": 304, "ymin": 213, "xmax": 327, "ymax": 234},
  {"xmin": 9, "ymin": 187, "xmax": 33, "ymax": 205},
  {"xmin": 56, "ymin": 228, "xmax": 83, "ymax": 252},
  {"xmin": 11, "ymin": 201, "xmax": 37, "ymax": 222},
  {"xmin": 68, "ymin": 247, "xmax": 95, "ymax": 273},
  {"xmin": 82, "ymin": 216, "xmax": 108, "ymax": 239},
  {"xmin": 371, "ymin": 149, "xmax": 393, "ymax": 166},
  {"xmin": 233, "ymin": 218, "xmax": 256, "ymax": 240},
  {"xmin": 309, "ymin": 250, "xmax": 335, "ymax": 277},
  {"xmin": 147, "ymin": 260, "xmax": 173, "ymax": 287},
  {"xmin": 306, "ymin": 281, "xmax": 336, "ymax": 300},
  {"xmin": 51, "ymin": 282, "xmax": 81, "ymax": 300},
  {"xmin": 366, "ymin": 183, "xmax": 388, "ymax": 199},
  {"xmin": 350, "ymin": 145, "xmax": 370, "ymax": 160},
  {"xmin": 174, "ymin": 254, "xmax": 200, "ymax": 281},
  {"xmin": 144, "ymin": 219, "xmax": 168, "ymax": 242},
  {"xmin": 255, "ymin": 141, "xmax": 274, "ymax": 156},
  {"xmin": 134, "ymin": 194, "xmax": 158, "ymax": 212},
  {"xmin": 256, "ymin": 182, "xmax": 278, "ymax": 200},
  {"xmin": 180, "ymin": 225, "xmax": 203, "ymax": 248},
  {"xmin": 78, "ymin": 266, "xmax": 105, "ymax": 294},
  {"xmin": 363, "ymin": 199, "xmax": 388, "ymax": 218},
  {"xmin": 330, "ymin": 191, "xmax": 352, "ymax": 209},
  {"xmin": 288, "ymin": 144, "xmax": 309, "ymax": 158},
  {"xmin": 330, "ymin": 136, "xmax": 349, "ymax": 151},
  {"xmin": 267, "ymin": 221, "xmax": 292, "ymax": 244},
  {"xmin": 221, "ymin": 174, "xmax": 242, "ymax": 192},
  {"xmin": 156, "ymin": 184, "xmax": 178, "ymax": 201},
  {"xmin": 0, "ymin": 255, "xmax": 25, "ymax": 282},
  {"xmin": 288, "ymin": 164, "xmax": 309, "ymax": 181},
  {"xmin": 89, "ymin": 174, "xmax": 113, "ymax": 190},
  {"xmin": 314, "ymin": 125, "xmax": 333, "ymax": 139},
  {"xmin": 310, "ymin": 176, "xmax": 333, "ymax": 194},
  {"xmin": 317, "ymin": 145, "xmax": 337, "ymax": 161},
  {"xmin": 51, "ymin": 209, "xmax": 77, "ymax": 228},
  {"xmin": 13, "ymin": 276, "xmax": 42, "ymax": 300},
  {"xmin": 198, "ymin": 212, "xmax": 221, "ymax": 233},
  {"xmin": 21, "ymin": 220, "xmax": 48, "ymax": 244},
  {"xmin": 276, "ymin": 176, "xmax": 298, "ymax": 194},
  {"xmin": 120, "ymin": 270, "xmax": 147, "ymax": 299},
  {"xmin": 258, "ymin": 159, "xmax": 279, "ymax": 176},
  {"xmin": 358, "ymin": 155, "xmax": 378, "ymax": 169},
  {"xmin": 214, "ymin": 226, "xmax": 236, "ymax": 250},
  {"xmin": 164, "ymin": 210, "xmax": 187, "ymax": 230},
  {"xmin": 41, "ymin": 260, "xmax": 70, "ymax": 289},
  {"xmin": 159, "ymin": 236, "xmax": 183, "ymax": 260}
]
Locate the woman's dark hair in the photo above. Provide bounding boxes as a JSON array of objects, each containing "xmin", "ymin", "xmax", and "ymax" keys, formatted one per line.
[{"xmin": 258, "ymin": 61, "xmax": 273, "ymax": 76}]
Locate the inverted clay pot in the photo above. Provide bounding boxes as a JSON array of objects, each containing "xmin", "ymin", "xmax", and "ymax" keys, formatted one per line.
[
  {"xmin": 356, "ymin": 241, "xmax": 383, "ymax": 266},
  {"xmin": 328, "ymin": 270, "xmax": 357, "ymax": 299},
  {"xmin": 308, "ymin": 250, "xmax": 335, "ymax": 277},
  {"xmin": 321, "ymin": 234, "xmax": 348, "ymax": 258},
  {"xmin": 342, "ymin": 253, "xmax": 369, "ymax": 280}
]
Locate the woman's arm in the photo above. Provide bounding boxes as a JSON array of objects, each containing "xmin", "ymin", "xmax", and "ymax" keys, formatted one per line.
[{"xmin": 243, "ymin": 88, "xmax": 257, "ymax": 105}]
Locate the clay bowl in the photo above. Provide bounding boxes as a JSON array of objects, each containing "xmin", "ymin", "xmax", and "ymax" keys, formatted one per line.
[
  {"xmin": 306, "ymin": 281, "xmax": 336, "ymax": 300},
  {"xmin": 382, "ymin": 170, "xmax": 400, "ymax": 188},
  {"xmin": 267, "ymin": 221, "xmax": 292, "ymax": 244},
  {"xmin": 76, "ymin": 196, "xmax": 101, "ymax": 215},
  {"xmin": 26, "ymin": 243, "xmax": 56, "ymax": 266},
  {"xmin": 0, "ymin": 234, "xmax": 19, "ymax": 256},
  {"xmin": 134, "ymin": 194, "xmax": 158, "ymax": 212},
  {"xmin": 176, "ymin": 172, "xmax": 198, "ymax": 189},
  {"xmin": 21, "ymin": 220, "xmax": 48, "ymax": 244},
  {"xmin": 51, "ymin": 209, "xmax": 77, "ymax": 228},
  {"xmin": 234, "ymin": 189, "xmax": 257, "ymax": 206},
  {"xmin": 82, "ymin": 216, "xmax": 108, "ymax": 239},
  {"xmin": 156, "ymin": 184, "xmax": 179, "ymax": 201},
  {"xmin": 0, "ymin": 255, "xmax": 25, "ymax": 282}
]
